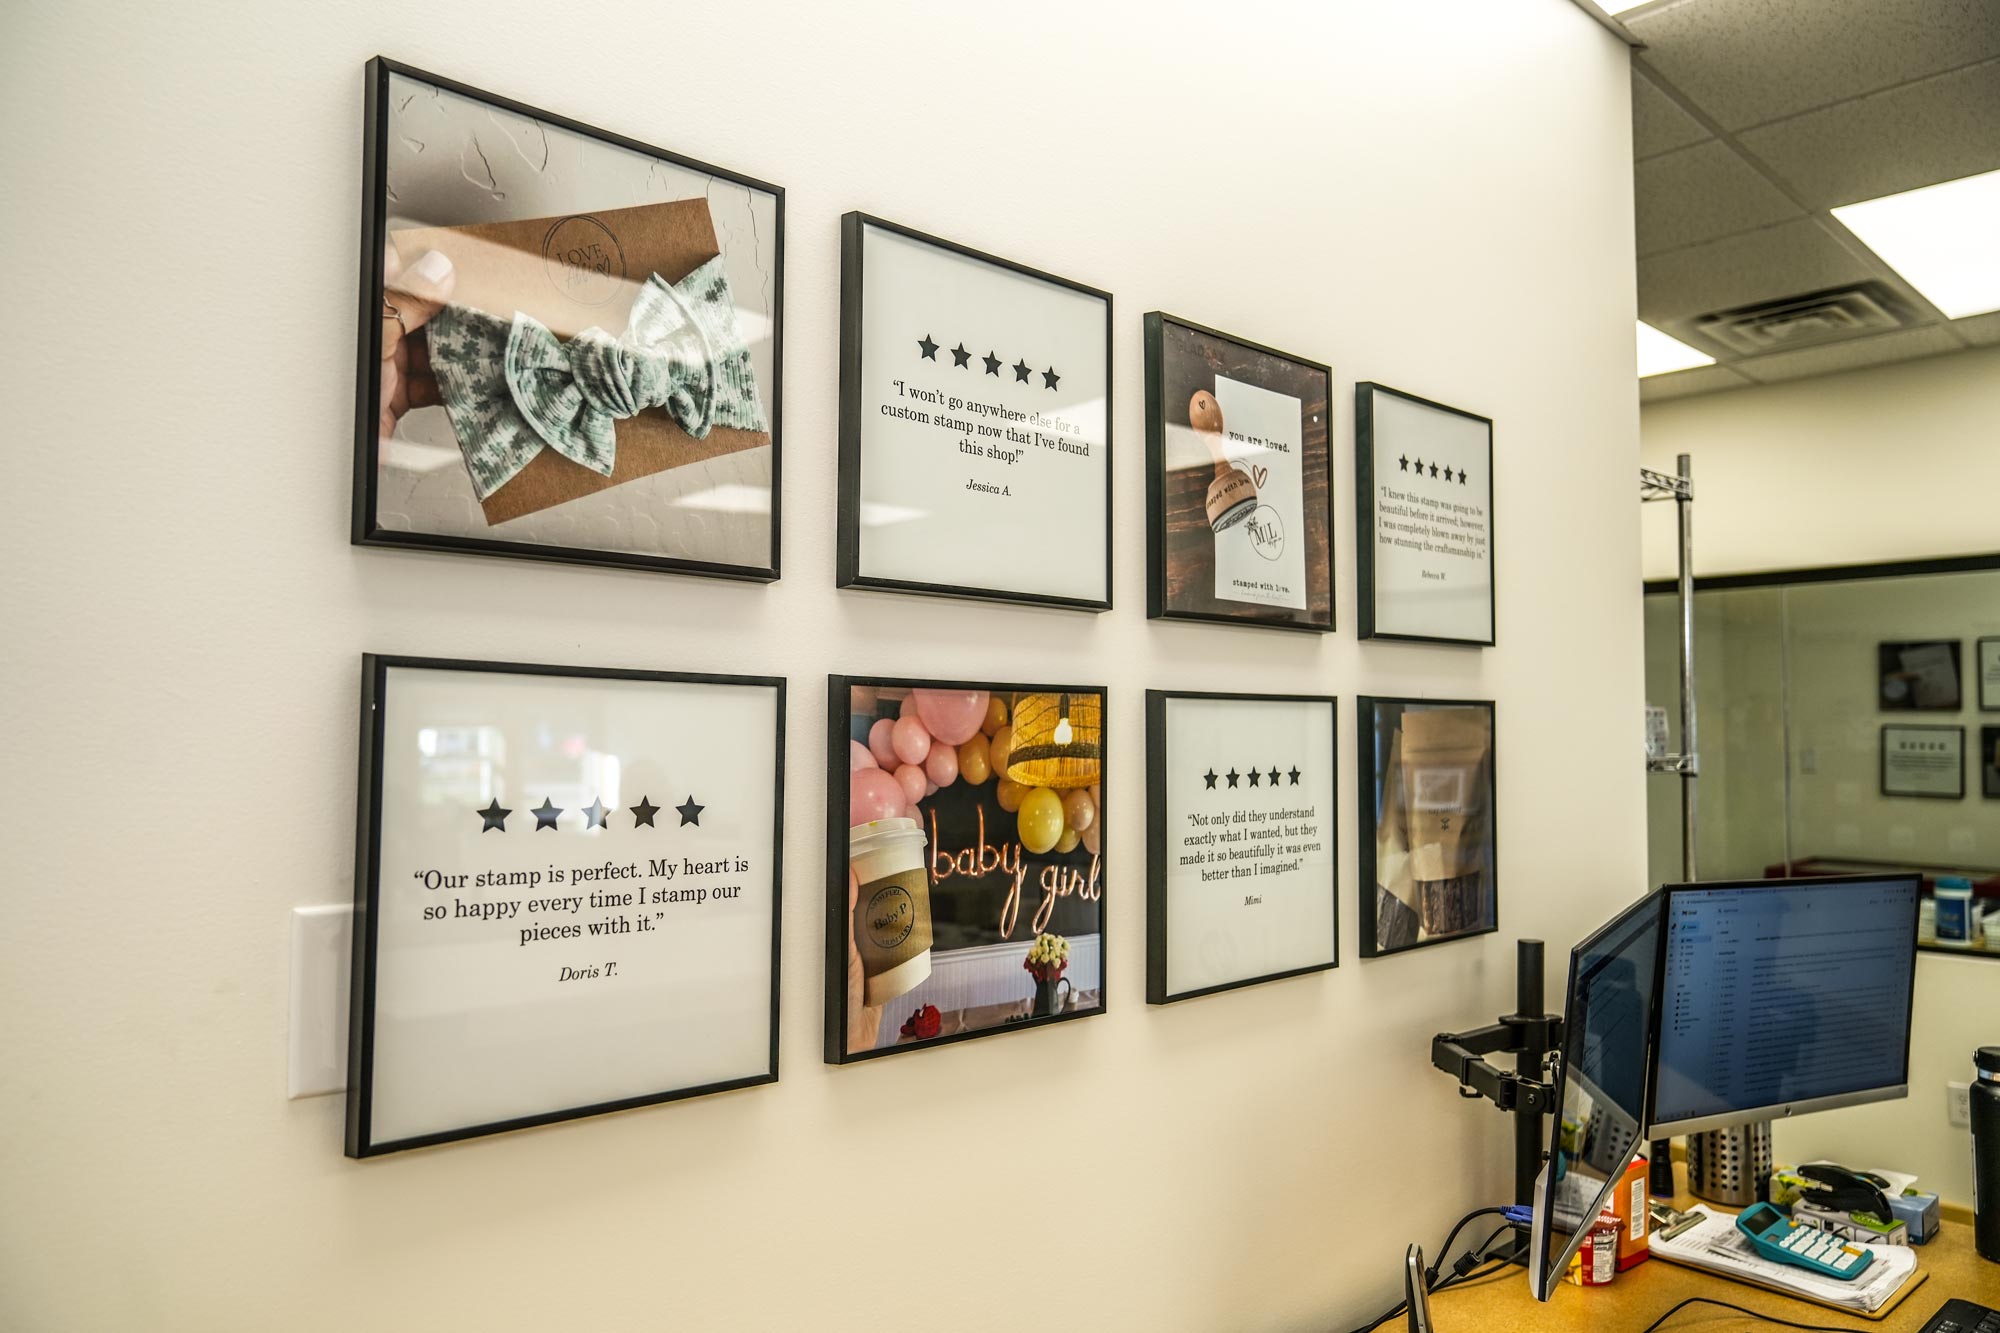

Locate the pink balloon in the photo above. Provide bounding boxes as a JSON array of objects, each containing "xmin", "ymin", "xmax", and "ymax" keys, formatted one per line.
[
  {"xmin": 899, "ymin": 694, "xmax": 919, "ymax": 719},
  {"xmin": 924, "ymin": 741, "xmax": 959, "ymax": 787},
  {"xmin": 913, "ymin": 688, "xmax": 990, "ymax": 746},
  {"xmin": 849, "ymin": 767, "xmax": 906, "ymax": 827},
  {"xmin": 891, "ymin": 714, "xmax": 932, "ymax": 766},
  {"xmin": 892, "ymin": 763, "xmax": 928, "ymax": 806},
  {"xmin": 849, "ymin": 740, "xmax": 878, "ymax": 772},
  {"xmin": 925, "ymin": 779, "xmax": 939, "ymax": 796},
  {"xmin": 867, "ymin": 717, "xmax": 899, "ymax": 769}
]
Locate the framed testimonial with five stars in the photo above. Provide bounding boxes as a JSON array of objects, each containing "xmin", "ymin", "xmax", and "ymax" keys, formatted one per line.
[
  {"xmin": 836, "ymin": 213, "xmax": 1111, "ymax": 609},
  {"xmin": 1355, "ymin": 383, "xmax": 1495, "ymax": 646},
  {"xmin": 1145, "ymin": 692, "xmax": 1337, "ymax": 1003},
  {"xmin": 347, "ymin": 655, "xmax": 784, "ymax": 1156}
]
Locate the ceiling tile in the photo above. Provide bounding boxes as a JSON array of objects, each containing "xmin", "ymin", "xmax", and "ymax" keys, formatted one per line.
[
  {"xmin": 1627, "ymin": 0, "xmax": 2000, "ymax": 131},
  {"xmin": 1740, "ymin": 59, "xmax": 2000, "ymax": 208},
  {"xmin": 1955, "ymin": 311, "xmax": 2000, "ymax": 346},
  {"xmin": 1633, "ymin": 69, "xmax": 1711, "ymax": 159},
  {"xmin": 1635, "ymin": 141, "xmax": 1802, "ymax": 257},
  {"xmin": 1732, "ymin": 325, "xmax": 1965, "ymax": 383},
  {"xmin": 1636, "ymin": 218, "xmax": 1898, "ymax": 326},
  {"xmin": 1640, "ymin": 364, "xmax": 1755, "ymax": 403}
]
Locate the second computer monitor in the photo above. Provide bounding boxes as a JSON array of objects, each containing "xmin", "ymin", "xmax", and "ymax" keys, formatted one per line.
[{"xmin": 1650, "ymin": 873, "xmax": 1922, "ymax": 1138}]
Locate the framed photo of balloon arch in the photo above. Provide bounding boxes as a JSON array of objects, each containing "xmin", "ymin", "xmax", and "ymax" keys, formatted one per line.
[
  {"xmin": 825, "ymin": 676, "xmax": 1108, "ymax": 1064},
  {"xmin": 352, "ymin": 58, "xmax": 784, "ymax": 581},
  {"xmin": 1144, "ymin": 313, "xmax": 1334, "ymax": 632}
]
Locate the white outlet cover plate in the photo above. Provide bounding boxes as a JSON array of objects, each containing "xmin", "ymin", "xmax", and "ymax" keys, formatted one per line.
[
  {"xmin": 1947, "ymin": 1081, "xmax": 1971, "ymax": 1129},
  {"xmin": 289, "ymin": 904, "xmax": 353, "ymax": 1099}
]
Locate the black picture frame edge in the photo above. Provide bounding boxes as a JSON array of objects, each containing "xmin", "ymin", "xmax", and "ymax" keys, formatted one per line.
[
  {"xmin": 352, "ymin": 56, "xmax": 786, "ymax": 585},
  {"xmin": 825, "ymin": 673, "xmax": 1110, "ymax": 1065},
  {"xmin": 1143, "ymin": 311, "xmax": 1337, "ymax": 635},
  {"xmin": 1640, "ymin": 552, "xmax": 2000, "ymax": 596},
  {"xmin": 1145, "ymin": 689, "xmax": 1340, "ymax": 1005},
  {"xmin": 1978, "ymin": 637, "xmax": 2000, "ymax": 713},
  {"xmin": 1353, "ymin": 381, "xmax": 1497, "ymax": 649},
  {"xmin": 1878, "ymin": 722, "xmax": 1967, "ymax": 801},
  {"xmin": 1876, "ymin": 639, "xmax": 1965, "ymax": 712},
  {"xmin": 834, "ymin": 211, "xmax": 1113, "ymax": 613},
  {"xmin": 346, "ymin": 651, "xmax": 787, "ymax": 1158},
  {"xmin": 1355, "ymin": 694, "xmax": 1501, "ymax": 959}
]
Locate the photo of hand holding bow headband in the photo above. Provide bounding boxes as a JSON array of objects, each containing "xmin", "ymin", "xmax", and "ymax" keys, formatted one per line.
[{"xmin": 356, "ymin": 62, "xmax": 783, "ymax": 578}]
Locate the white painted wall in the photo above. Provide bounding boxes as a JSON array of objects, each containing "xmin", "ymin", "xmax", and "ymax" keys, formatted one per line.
[
  {"xmin": 0, "ymin": 3, "xmax": 1644, "ymax": 1328},
  {"xmin": 1639, "ymin": 344, "xmax": 2000, "ymax": 582}
]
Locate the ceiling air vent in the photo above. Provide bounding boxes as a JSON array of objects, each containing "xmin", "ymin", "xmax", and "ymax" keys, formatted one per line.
[{"xmin": 1691, "ymin": 281, "xmax": 1916, "ymax": 357}]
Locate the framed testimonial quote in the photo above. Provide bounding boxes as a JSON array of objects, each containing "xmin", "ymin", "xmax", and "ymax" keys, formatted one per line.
[
  {"xmin": 1145, "ymin": 692, "xmax": 1338, "ymax": 1004},
  {"xmin": 837, "ymin": 214, "xmax": 1111, "ymax": 609},
  {"xmin": 353, "ymin": 59, "xmax": 784, "ymax": 581},
  {"xmin": 1355, "ymin": 383, "xmax": 1494, "ymax": 645},
  {"xmin": 347, "ymin": 656, "xmax": 784, "ymax": 1156},
  {"xmin": 1144, "ymin": 314, "xmax": 1333, "ymax": 632},
  {"xmin": 1880, "ymin": 724, "xmax": 1964, "ymax": 800},
  {"xmin": 1978, "ymin": 637, "xmax": 2000, "ymax": 711},
  {"xmin": 827, "ymin": 677, "xmax": 1106, "ymax": 1063}
]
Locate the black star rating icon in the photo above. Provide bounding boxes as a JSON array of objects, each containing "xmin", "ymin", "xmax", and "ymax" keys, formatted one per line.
[
  {"xmin": 630, "ymin": 796, "xmax": 660, "ymax": 828},
  {"xmin": 1226, "ymin": 768, "xmax": 1241, "ymax": 788},
  {"xmin": 1042, "ymin": 366, "xmax": 1061, "ymax": 391},
  {"xmin": 1289, "ymin": 766, "xmax": 1302, "ymax": 786},
  {"xmin": 1458, "ymin": 468, "xmax": 1468, "ymax": 484},
  {"xmin": 1268, "ymin": 767, "xmax": 1281, "ymax": 787},
  {"xmin": 1413, "ymin": 457, "xmax": 1425, "ymax": 475},
  {"xmin": 983, "ymin": 350, "xmax": 1002, "ymax": 376},
  {"xmin": 1248, "ymin": 767, "xmax": 1262, "ymax": 788},
  {"xmin": 918, "ymin": 334, "xmax": 939, "ymax": 360},
  {"xmin": 582, "ymin": 798, "xmax": 607, "ymax": 830},
  {"xmin": 1429, "ymin": 461, "xmax": 1441, "ymax": 478},
  {"xmin": 1013, "ymin": 358, "xmax": 1032, "ymax": 383},
  {"xmin": 1204, "ymin": 768, "xmax": 1218, "ymax": 789},
  {"xmin": 1399, "ymin": 454, "xmax": 1410, "ymax": 472},
  {"xmin": 477, "ymin": 799, "xmax": 510, "ymax": 832},
  {"xmin": 675, "ymin": 794, "xmax": 705, "ymax": 827},
  {"xmin": 532, "ymin": 797, "xmax": 563, "ymax": 831},
  {"xmin": 951, "ymin": 341, "xmax": 971, "ymax": 369}
]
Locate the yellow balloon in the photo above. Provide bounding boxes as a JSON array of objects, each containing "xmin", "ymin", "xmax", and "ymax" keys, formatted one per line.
[
  {"xmin": 988, "ymin": 724, "xmax": 1015, "ymax": 779},
  {"xmin": 1055, "ymin": 827, "xmax": 1080, "ymax": 854},
  {"xmin": 995, "ymin": 777, "xmax": 1028, "ymax": 813},
  {"xmin": 982, "ymin": 696, "xmax": 1009, "ymax": 736},
  {"xmin": 1018, "ymin": 787, "xmax": 1065, "ymax": 855},
  {"xmin": 958, "ymin": 733, "xmax": 992, "ymax": 785}
]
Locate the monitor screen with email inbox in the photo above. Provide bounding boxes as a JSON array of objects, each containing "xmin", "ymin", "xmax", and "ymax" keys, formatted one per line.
[{"xmin": 1650, "ymin": 875, "xmax": 1921, "ymax": 1138}]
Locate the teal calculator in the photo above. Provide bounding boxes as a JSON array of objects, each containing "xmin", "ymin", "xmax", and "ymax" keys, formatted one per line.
[{"xmin": 1734, "ymin": 1202, "xmax": 1876, "ymax": 1281}]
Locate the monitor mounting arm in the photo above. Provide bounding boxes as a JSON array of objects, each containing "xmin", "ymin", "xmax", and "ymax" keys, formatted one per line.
[{"xmin": 1431, "ymin": 939, "xmax": 1563, "ymax": 1206}]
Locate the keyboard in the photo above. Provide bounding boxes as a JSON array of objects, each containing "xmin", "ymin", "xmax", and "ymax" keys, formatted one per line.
[{"xmin": 1922, "ymin": 1298, "xmax": 2000, "ymax": 1333}]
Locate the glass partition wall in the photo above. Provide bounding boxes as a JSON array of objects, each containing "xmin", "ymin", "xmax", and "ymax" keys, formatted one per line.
[{"xmin": 1644, "ymin": 565, "xmax": 2000, "ymax": 957}]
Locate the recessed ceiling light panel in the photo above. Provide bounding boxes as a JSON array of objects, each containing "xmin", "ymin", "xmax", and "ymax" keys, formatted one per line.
[
  {"xmin": 1831, "ymin": 169, "xmax": 2000, "ymax": 320},
  {"xmin": 1636, "ymin": 321, "xmax": 1716, "ymax": 378}
]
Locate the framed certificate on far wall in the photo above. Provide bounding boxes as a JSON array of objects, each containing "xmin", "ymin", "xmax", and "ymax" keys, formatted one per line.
[
  {"xmin": 1355, "ymin": 383, "xmax": 1495, "ymax": 646},
  {"xmin": 1880, "ymin": 723, "xmax": 1964, "ymax": 800}
]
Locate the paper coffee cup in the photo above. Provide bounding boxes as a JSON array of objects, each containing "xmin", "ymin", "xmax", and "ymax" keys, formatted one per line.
[{"xmin": 850, "ymin": 817, "xmax": 933, "ymax": 1007}]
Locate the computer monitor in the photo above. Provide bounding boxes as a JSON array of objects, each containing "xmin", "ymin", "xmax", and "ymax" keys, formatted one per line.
[
  {"xmin": 1649, "ymin": 873, "xmax": 1922, "ymax": 1137},
  {"xmin": 1528, "ymin": 892, "xmax": 1664, "ymax": 1300}
]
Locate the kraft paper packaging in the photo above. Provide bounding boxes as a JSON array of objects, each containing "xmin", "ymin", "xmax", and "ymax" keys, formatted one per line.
[
  {"xmin": 1374, "ymin": 729, "xmax": 1421, "ymax": 950},
  {"xmin": 1397, "ymin": 706, "xmax": 1491, "ymax": 937}
]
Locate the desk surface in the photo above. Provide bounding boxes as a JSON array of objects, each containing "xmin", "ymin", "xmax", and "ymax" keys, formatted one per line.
[{"xmin": 1387, "ymin": 1170, "xmax": 2000, "ymax": 1332}]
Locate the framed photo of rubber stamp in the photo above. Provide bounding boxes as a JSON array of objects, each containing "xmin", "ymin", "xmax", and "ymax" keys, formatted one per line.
[
  {"xmin": 353, "ymin": 59, "xmax": 783, "ymax": 581},
  {"xmin": 1357, "ymin": 696, "xmax": 1497, "ymax": 957},
  {"xmin": 1144, "ymin": 314, "xmax": 1333, "ymax": 632},
  {"xmin": 1355, "ymin": 384, "xmax": 1495, "ymax": 646},
  {"xmin": 347, "ymin": 655, "xmax": 784, "ymax": 1156},
  {"xmin": 826, "ymin": 676, "xmax": 1107, "ymax": 1064},
  {"xmin": 1145, "ymin": 691, "xmax": 1338, "ymax": 1004},
  {"xmin": 836, "ymin": 214, "xmax": 1112, "ymax": 610}
]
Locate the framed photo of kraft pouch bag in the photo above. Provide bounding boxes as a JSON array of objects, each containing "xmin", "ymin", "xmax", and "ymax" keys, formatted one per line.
[
  {"xmin": 1357, "ymin": 696, "xmax": 1498, "ymax": 957},
  {"xmin": 353, "ymin": 59, "xmax": 784, "ymax": 581},
  {"xmin": 825, "ymin": 677, "xmax": 1107, "ymax": 1063}
]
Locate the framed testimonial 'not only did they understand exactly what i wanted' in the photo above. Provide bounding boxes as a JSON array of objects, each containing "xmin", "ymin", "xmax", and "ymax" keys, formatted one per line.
[
  {"xmin": 353, "ymin": 59, "xmax": 784, "ymax": 581},
  {"xmin": 837, "ymin": 213, "xmax": 1112, "ymax": 610},
  {"xmin": 347, "ymin": 656, "xmax": 784, "ymax": 1156},
  {"xmin": 1355, "ymin": 383, "xmax": 1494, "ymax": 646}
]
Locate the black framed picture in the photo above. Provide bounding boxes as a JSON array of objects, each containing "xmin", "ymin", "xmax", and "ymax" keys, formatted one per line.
[
  {"xmin": 1877, "ymin": 640, "xmax": 1961, "ymax": 710},
  {"xmin": 826, "ymin": 676, "xmax": 1106, "ymax": 1063},
  {"xmin": 1880, "ymin": 723, "xmax": 1965, "ymax": 799},
  {"xmin": 1357, "ymin": 697, "xmax": 1497, "ymax": 957},
  {"xmin": 1144, "ymin": 314, "xmax": 1333, "ymax": 632},
  {"xmin": 1978, "ymin": 638, "xmax": 2000, "ymax": 712},
  {"xmin": 347, "ymin": 655, "xmax": 784, "ymax": 1156},
  {"xmin": 1355, "ymin": 383, "xmax": 1495, "ymax": 646},
  {"xmin": 1982, "ymin": 726, "xmax": 2000, "ymax": 800},
  {"xmin": 1145, "ymin": 691, "xmax": 1337, "ymax": 1003},
  {"xmin": 836, "ymin": 214, "xmax": 1111, "ymax": 609},
  {"xmin": 354, "ymin": 59, "xmax": 783, "ymax": 581}
]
